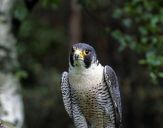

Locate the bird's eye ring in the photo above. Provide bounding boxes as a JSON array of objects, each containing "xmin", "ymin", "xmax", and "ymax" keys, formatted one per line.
[{"xmin": 84, "ymin": 49, "xmax": 90, "ymax": 55}]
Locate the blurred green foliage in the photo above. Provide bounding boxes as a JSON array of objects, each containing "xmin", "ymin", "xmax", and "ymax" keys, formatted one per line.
[
  {"xmin": 111, "ymin": 0, "xmax": 163, "ymax": 84},
  {"xmin": 14, "ymin": 0, "xmax": 67, "ymax": 79},
  {"xmin": 42, "ymin": 0, "xmax": 60, "ymax": 8},
  {"xmin": 13, "ymin": 1, "xmax": 70, "ymax": 128}
]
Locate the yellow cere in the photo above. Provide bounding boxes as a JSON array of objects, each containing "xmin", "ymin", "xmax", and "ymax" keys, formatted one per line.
[{"xmin": 74, "ymin": 49, "xmax": 85, "ymax": 59}]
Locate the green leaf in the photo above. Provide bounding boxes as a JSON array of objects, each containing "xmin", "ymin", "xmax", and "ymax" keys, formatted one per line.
[
  {"xmin": 41, "ymin": 0, "xmax": 60, "ymax": 8},
  {"xmin": 158, "ymin": 72, "xmax": 163, "ymax": 78},
  {"xmin": 138, "ymin": 26, "xmax": 148, "ymax": 36},
  {"xmin": 122, "ymin": 18, "xmax": 132, "ymax": 28},
  {"xmin": 14, "ymin": 5, "xmax": 28, "ymax": 21},
  {"xmin": 150, "ymin": 72, "xmax": 157, "ymax": 81},
  {"xmin": 139, "ymin": 59, "xmax": 146, "ymax": 65},
  {"xmin": 146, "ymin": 52, "xmax": 161, "ymax": 66},
  {"xmin": 112, "ymin": 8, "xmax": 123, "ymax": 18},
  {"xmin": 15, "ymin": 70, "xmax": 28, "ymax": 79}
]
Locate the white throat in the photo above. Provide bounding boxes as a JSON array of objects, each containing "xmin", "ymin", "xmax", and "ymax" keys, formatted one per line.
[{"xmin": 68, "ymin": 63, "xmax": 104, "ymax": 90}]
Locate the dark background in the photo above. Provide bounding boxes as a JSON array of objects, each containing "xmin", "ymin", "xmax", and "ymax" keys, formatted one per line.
[{"xmin": 13, "ymin": 0, "xmax": 163, "ymax": 127}]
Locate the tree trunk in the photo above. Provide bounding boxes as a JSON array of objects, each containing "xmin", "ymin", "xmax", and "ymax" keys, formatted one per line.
[
  {"xmin": 0, "ymin": 0, "xmax": 24, "ymax": 128},
  {"xmin": 69, "ymin": 0, "xmax": 81, "ymax": 46}
]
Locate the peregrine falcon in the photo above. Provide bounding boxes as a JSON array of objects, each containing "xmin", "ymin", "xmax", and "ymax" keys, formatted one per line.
[{"xmin": 61, "ymin": 43, "xmax": 122, "ymax": 128}]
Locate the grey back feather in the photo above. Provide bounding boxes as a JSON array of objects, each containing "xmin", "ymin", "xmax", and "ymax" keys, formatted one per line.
[{"xmin": 104, "ymin": 65, "xmax": 122, "ymax": 128}]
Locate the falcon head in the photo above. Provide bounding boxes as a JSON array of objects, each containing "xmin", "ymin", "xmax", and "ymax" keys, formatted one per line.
[{"xmin": 69, "ymin": 43, "xmax": 98, "ymax": 69}]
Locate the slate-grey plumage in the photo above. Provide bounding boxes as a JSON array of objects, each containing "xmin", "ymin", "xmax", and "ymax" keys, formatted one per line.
[{"xmin": 61, "ymin": 43, "xmax": 122, "ymax": 128}]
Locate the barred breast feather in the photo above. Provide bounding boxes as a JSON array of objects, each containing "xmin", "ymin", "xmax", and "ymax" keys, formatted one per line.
[{"xmin": 61, "ymin": 64, "xmax": 122, "ymax": 128}]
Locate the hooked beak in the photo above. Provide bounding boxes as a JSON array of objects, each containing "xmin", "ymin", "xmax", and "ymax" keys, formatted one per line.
[{"xmin": 74, "ymin": 49, "xmax": 84, "ymax": 60}]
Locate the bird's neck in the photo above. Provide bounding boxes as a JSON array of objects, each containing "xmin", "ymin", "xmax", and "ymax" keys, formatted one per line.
[
  {"xmin": 68, "ymin": 63, "xmax": 104, "ymax": 90},
  {"xmin": 69, "ymin": 62, "xmax": 103, "ymax": 75}
]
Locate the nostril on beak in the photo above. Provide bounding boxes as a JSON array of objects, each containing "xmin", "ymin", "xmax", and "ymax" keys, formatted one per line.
[{"xmin": 74, "ymin": 54, "xmax": 79, "ymax": 60}]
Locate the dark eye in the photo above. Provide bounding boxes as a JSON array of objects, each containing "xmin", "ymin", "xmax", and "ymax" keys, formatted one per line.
[{"xmin": 84, "ymin": 49, "xmax": 90, "ymax": 55}]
